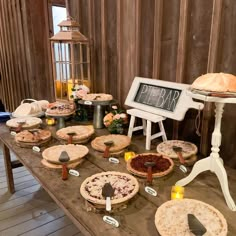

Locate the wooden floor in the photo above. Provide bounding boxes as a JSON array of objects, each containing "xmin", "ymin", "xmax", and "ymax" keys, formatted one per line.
[{"xmin": 0, "ymin": 148, "xmax": 83, "ymax": 236}]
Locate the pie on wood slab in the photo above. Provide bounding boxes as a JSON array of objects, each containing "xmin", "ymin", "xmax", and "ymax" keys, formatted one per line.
[
  {"xmin": 91, "ymin": 134, "xmax": 131, "ymax": 153},
  {"xmin": 6, "ymin": 117, "xmax": 42, "ymax": 129},
  {"xmin": 56, "ymin": 125, "xmax": 94, "ymax": 143},
  {"xmin": 127, "ymin": 153, "xmax": 174, "ymax": 178},
  {"xmin": 157, "ymin": 140, "xmax": 198, "ymax": 159},
  {"xmin": 155, "ymin": 199, "xmax": 228, "ymax": 236},
  {"xmin": 80, "ymin": 171, "xmax": 139, "ymax": 205},
  {"xmin": 15, "ymin": 129, "xmax": 51, "ymax": 146},
  {"xmin": 82, "ymin": 93, "xmax": 113, "ymax": 101},
  {"xmin": 191, "ymin": 72, "xmax": 236, "ymax": 93},
  {"xmin": 42, "ymin": 144, "xmax": 88, "ymax": 164}
]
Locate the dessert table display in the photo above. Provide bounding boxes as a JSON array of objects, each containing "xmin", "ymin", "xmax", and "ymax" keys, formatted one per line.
[{"xmin": 1, "ymin": 119, "xmax": 235, "ymax": 235}]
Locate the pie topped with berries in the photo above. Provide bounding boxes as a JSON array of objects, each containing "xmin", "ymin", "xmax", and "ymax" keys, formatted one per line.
[
  {"xmin": 45, "ymin": 102, "xmax": 75, "ymax": 116},
  {"xmin": 56, "ymin": 125, "xmax": 94, "ymax": 143},
  {"xmin": 127, "ymin": 153, "xmax": 174, "ymax": 178},
  {"xmin": 80, "ymin": 171, "xmax": 139, "ymax": 205},
  {"xmin": 157, "ymin": 140, "xmax": 198, "ymax": 159}
]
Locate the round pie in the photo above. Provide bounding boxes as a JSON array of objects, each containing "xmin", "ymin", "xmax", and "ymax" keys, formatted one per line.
[
  {"xmin": 127, "ymin": 153, "xmax": 174, "ymax": 178},
  {"xmin": 41, "ymin": 158, "xmax": 83, "ymax": 169},
  {"xmin": 45, "ymin": 102, "xmax": 75, "ymax": 116},
  {"xmin": 155, "ymin": 199, "xmax": 228, "ymax": 236},
  {"xmin": 6, "ymin": 117, "xmax": 42, "ymax": 129},
  {"xmin": 157, "ymin": 140, "xmax": 198, "ymax": 159},
  {"xmin": 80, "ymin": 171, "xmax": 139, "ymax": 205},
  {"xmin": 91, "ymin": 135, "xmax": 131, "ymax": 153},
  {"xmin": 191, "ymin": 72, "xmax": 236, "ymax": 92},
  {"xmin": 82, "ymin": 93, "xmax": 113, "ymax": 101},
  {"xmin": 42, "ymin": 144, "xmax": 88, "ymax": 164},
  {"xmin": 15, "ymin": 129, "xmax": 51, "ymax": 146},
  {"xmin": 56, "ymin": 125, "xmax": 94, "ymax": 143}
]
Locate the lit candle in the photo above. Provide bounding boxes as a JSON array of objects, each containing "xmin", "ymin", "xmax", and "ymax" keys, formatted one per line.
[
  {"xmin": 46, "ymin": 118, "xmax": 55, "ymax": 126},
  {"xmin": 124, "ymin": 152, "xmax": 135, "ymax": 162},
  {"xmin": 171, "ymin": 185, "xmax": 185, "ymax": 200}
]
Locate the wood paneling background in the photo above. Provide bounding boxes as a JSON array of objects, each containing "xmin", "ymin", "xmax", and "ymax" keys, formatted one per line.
[{"xmin": 1, "ymin": 0, "xmax": 236, "ymax": 167}]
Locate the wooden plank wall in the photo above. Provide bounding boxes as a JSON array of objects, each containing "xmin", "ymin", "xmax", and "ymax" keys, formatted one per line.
[
  {"xmin": 1, "ymin": 0, "xmax": 236, "ymax": 167},
  {"xmin": 68, "ymin": 0, "xmax": 236, "ymax": 167},
  {"xmin": 0, "ymin": 0, "xmax": 54, "ymax": 112}
]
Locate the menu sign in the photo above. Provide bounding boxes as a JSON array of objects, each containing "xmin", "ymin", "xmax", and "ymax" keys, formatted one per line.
[
  {"xmin": 134, "ymin": 83, "xmax": 182, "ymax": 112},
  {"xmin": 125, "ymin": 77, "xmax": 204, "ymax": 121}
]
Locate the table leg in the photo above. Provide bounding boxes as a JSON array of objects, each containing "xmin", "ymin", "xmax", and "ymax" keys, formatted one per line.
[
  {"xmin": 2, "ymin": 143, "xmax": 15, "ymax": 193},
  {"xmin": 176, "ymin": 102, "xmax": 236, "ymax": 210}
]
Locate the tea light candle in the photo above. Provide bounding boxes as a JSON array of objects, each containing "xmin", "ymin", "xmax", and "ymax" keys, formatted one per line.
[
  {"xmin": 124, "ymin": 152, "xmax": 135, "ymax": 162},
  {"xmin": 171, "ymin": 185, "xmax": 185, "ymax": 200},
  {"xmin": 46, "ymin": 118, "xmax": 55, "ymax": 126}
]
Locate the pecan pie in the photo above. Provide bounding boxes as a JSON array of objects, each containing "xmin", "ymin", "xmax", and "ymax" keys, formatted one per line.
[
  {"xmin": 80, "ymin": 171, "xmax": 139, "ymax": 205},
  {"xmin": 155, "ymin": 199, "xmax": 228, "ymax": 236},
  {"xmin": 157, "ymin": 140, "xmax": 197, "ymax": 159},
  {"xmin": 127, "ymin": 153, "xmax": 174, "ymax": 177},
  {"xmin": 42, "ymin": 144, "xmax": 88, "ymax": 164},
  {"xmin": 91, "ymin": 135, "xmax": 131, "ymax": 153}
]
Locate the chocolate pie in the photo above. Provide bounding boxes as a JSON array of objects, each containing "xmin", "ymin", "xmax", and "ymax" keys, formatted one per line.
[
  {"xmin": 127, "ymin": 153, "xmax": 174, "ymax": 177},
  {"xmin": 80, "ymin": 171, "xmax": 139, "ymax": 205}
]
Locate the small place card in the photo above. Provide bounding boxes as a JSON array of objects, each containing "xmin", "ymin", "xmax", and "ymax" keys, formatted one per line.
[
  {"xmin": 32, "ymin": 146, "xmax": 40, "ymax": 152},
  {"xmin": 109, "ymin": 157, "xmax": 119, "ymax": 164},
  {"xmin": 84, "ymin": 101, "xmax": 92, "ymax": 105},
  {"xmin": 145, "ymin": 186, "xmax": 157, "ymax": 197},
  {"xmin": 103, "ymin": 215, "xmax": 119, "ymax": 228},
  {"xmin": 179, "ymin": 165, "xmax": 187, "ymax": 173},
  {"xmin": 10, "ymin": 131, "xmax": 16, "ymax": 136},
  {"xmin": 69, "ymin": 169, "xmax": 80, "ymax": 177}
]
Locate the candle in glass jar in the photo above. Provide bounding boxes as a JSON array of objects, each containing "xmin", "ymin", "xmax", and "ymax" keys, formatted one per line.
[
  {"xmin": 171, "ymin": 185, "xmax": 185, "ymax": 200},
  {"xmin": 124, "ymin": 152, "xmax": 135, "ymax": 162},
  {"xmin": 46, "ymin": 118, "xmax": 55, "ymax": 126}
]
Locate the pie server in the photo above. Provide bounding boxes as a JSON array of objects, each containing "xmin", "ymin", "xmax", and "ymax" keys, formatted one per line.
[
  {"xmin": 102, "ymin": 182, "xmax": 114, "ymax": 211},
  {"xmin": 188, "ymin": 214, "xmax": 207, "ymax": 236}
]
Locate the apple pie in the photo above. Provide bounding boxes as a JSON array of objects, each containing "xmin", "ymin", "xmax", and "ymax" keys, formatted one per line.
[
  {"xmin": 42, "ymin": 144, "xmax": 89, "ymax": 164},
  {"xmin": 80, "ymin": 171, "xmax": 139, "ymax": 205},
  {"xmin": 127, "ymin": 153, "xmax": 174, "ymax": 178},
  {"xmin": 82, "ymin": 93, "xmax": 113, "ymax": 101},
  {"xmin": 155, "ymin": 199, "xmax": 227, "ymax": 236},
  {"xmin": 56, "ymin": 125, "xmax": 94, "ymax": 143},
  {"xmin": 6, "ymin": 117, "xmax": 42, "ymax": 129},
  {"xmin": 91, "ymin": 134, "xmax": 131, "ymax": 153}
]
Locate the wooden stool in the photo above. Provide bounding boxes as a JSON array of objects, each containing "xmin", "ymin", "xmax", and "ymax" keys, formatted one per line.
[{"xmin": 127, "ymin": 108, "xmax": 167, "ymax": 150}]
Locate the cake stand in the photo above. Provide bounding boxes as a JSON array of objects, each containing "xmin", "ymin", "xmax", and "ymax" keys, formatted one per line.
[
  {"xmin": 77, "ymin": 99, "xmax": 117, "ymax": 129},
  {"xmin": 176, "ymin": 90, "xmax": 236, "ymax": 211},
  {"xmin": 45, "ymin": 111, "xmax": 74, "ymax": 129}
]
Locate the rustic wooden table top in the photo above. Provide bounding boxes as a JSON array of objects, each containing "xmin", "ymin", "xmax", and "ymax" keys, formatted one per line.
[{"xmin": 0, "ymin": 122, "xmax": 236, "ymax": 236}]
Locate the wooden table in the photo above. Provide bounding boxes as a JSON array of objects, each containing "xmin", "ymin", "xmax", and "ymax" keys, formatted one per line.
[{"xmin": 1, "ymin": 123, "xmax": 236, "ymax": 235}]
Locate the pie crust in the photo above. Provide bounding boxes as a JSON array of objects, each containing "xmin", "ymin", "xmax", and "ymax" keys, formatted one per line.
[
  {"xmin": 157, "ymin": 140, "xmax": 198, "ymax": 159},
  {"xmin": 82, "ymin": 93, "xmax": 113, "ymax": 101},
  {"xmin": 56, "ymin": 125, "xmax": 94, "ymax": 143},
  {"xmin": 91, "ymin": 135, "xmax": 131, "ymax": 153},
  {"xmin": 155, "ymin": 199, "xmax": 228, "ymax": 236},
  {"xmin": 80, "ymin": 171, "xmax": 139, "ymax": 205},
  {"xmin": 127, "ymin": 153, "xmax": 174, "ymax": 178},
  {"xmin": 42, "ymin": 144, "xmax": 88, "ymax": 164},
  {"xmin": 15, "ymin": 129, "xmax": 51, "ymax": 143},
  {"xmin": 6, "ymin": 117, "xmax": 42, "ymax": 129}
]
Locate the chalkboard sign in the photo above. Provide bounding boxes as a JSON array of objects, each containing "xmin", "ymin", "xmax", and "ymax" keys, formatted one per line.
[
  {"xmin": 134, "ymin": 83, "xmax": 182, "ymax": 112},
  {"xmin": 125, "ymin": 77, "xmax": 204, "ymax": 121}
]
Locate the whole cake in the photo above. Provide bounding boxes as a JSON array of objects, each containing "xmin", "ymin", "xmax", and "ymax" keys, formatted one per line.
[{"xmin": 191, "ymin": 72, "xmax": 236, "ymax": 92}]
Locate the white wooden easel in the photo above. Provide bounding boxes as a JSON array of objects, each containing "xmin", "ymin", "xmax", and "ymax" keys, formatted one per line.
[
  {"xmin": 125, "ymin": 77, "xmax": 204, "ymax": 150},
  {"xmin": 176, "ymin": 91, "xmax": 236, "ymax": 211}
]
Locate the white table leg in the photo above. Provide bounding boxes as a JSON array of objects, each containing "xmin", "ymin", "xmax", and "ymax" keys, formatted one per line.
[
  {"xmin": 176, "ymin": 102, "xmax": 236, "ymax": 210},
  {"xmin": 128, "ymin": 116, "xmax": 135, "ymax": 138}
]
